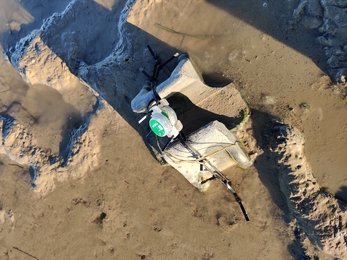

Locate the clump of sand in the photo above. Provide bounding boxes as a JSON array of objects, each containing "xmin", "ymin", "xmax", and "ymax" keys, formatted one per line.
[
  {"xmin": 2, "ymin": 31, "xmax": 108, "ymax": 195},
  {"xmin": 265, "ymin": 120, "xmax": 347, "ymax": 258}
]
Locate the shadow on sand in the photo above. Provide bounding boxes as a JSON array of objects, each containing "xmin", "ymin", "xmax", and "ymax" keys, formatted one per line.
[
  {"xmin": 206, "ymin": 0, "xmax": 327, "ymax": 75},
  {"xmin": 250, "ymin": 109, "xmax": 319, "ymax": 260},
  {"xmin": 336, "ymin": 185, "xmax": 347, "ymax": 207}
]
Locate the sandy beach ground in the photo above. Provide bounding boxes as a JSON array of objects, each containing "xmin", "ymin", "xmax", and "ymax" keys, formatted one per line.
[{"xmin": 0, "ymin": 0, "xmax": 347, "ymax": 259}]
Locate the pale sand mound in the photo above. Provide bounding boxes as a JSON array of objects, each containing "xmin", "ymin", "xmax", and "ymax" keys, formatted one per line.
[
  {"xmin": 266, "ymin": 121, "xmax": 347, "ymax": 258},
  {"xmin": 2, "ymin": 31, "xmax": 108, "ymax": 195}
]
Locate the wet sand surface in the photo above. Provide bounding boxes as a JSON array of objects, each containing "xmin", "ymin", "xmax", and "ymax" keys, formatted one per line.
[
  {"xmin": 128, "ymin": 0, "xmax": 347, "ymax": 201},
  {"xmin": 0, "ymin": 0, "xmax": 347, "ymax": 259}
]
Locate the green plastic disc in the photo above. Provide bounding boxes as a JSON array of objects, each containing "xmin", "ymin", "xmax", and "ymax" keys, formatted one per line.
[{"xmin": 149, "ymin": 118, "xmax": 166, "ymax": 137}]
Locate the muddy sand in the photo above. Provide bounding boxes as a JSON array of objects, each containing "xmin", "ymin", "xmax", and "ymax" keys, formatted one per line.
[{"xmin": 0, "ymin": 0, "xmax": 347, "ymax": 259}]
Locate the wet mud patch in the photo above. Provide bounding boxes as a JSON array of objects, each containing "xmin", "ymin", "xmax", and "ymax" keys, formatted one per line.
[{"xmin": 92, "ymin": 211, "xmax": 107, "ymax": 227}]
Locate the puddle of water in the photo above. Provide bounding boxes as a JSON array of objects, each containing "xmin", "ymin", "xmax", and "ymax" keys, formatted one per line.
[
  {"xmin": 94, "ymin": 0, "xmax": 122, "ymax": 10},
  {"xmin": 296, "ymin": 90, "xmax": 347, "ymax": 199},
  {"xmin": 22, "ymin": 84, "xmax": 82, "ymax": 130},
  {"xmin": 0, "ymin": 0, "xmax": 33, "ymax": 36},
  {"xmin": 0, "ymin": 49, "xmax": 83, "ymax": 154},
  {"xmin": 22, "ymin": 84, "xmax": 83, "ymax": 153},
  {"xmin": 0, "ymin": 0, "xmax": 72, "ymax": 46}
]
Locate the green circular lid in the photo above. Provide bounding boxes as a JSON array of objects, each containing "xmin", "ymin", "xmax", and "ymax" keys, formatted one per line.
[{"xmin": 149, "ymin": 118, "xmax": 166, "ymax": 137}]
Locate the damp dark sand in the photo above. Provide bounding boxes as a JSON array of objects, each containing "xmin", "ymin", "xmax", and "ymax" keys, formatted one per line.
[{"xmin": 0, "ymin": 0, "xmax": 347, "ymax": 259}]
